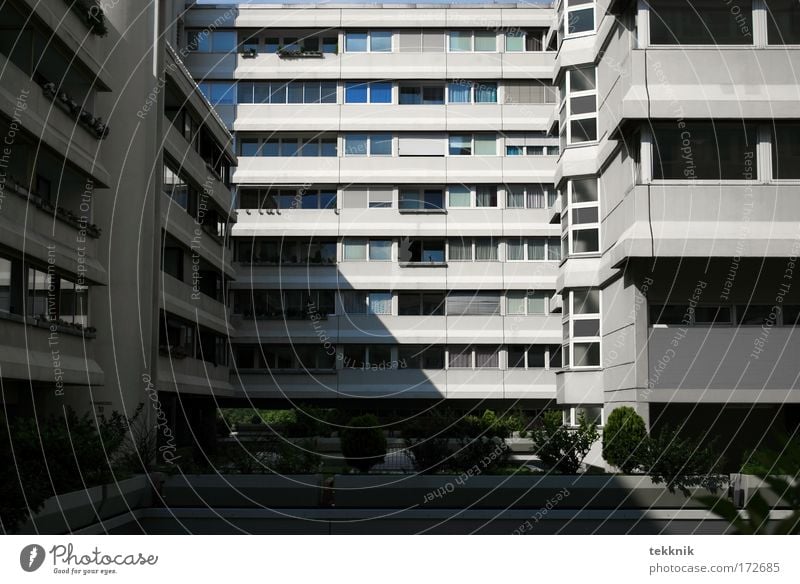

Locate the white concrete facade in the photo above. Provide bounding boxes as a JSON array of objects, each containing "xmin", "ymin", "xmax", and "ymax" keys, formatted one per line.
[{"xmin": 181, "ymin": 3, "xmax": 563, "ymax": 405}]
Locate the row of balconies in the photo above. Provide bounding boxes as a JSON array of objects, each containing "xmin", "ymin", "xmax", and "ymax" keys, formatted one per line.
[
  {"xmin": 233, "ymin": 368, "xmax": 558, "ymax": 401},
  {"xmin": 234, "ymin": 154, "xmax": 556, "ymax": 184},
  {"xmin": 233, "ymin": 207, "xmax": 560, "ymax": 237},
  {"xmin": 231, "ymin": 261, "xmax": 559, "ymax": 290},
  {"xmin": 185, "ymin": 51, "xmax": 555, "ymax": 80},
  {"xmin": 232, "ymin": 103, "xmax": 556, "ymax": 132}
]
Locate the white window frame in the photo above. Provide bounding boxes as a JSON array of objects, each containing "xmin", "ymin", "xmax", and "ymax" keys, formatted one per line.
[
  {"xmin": 562, "ymin": 176, "xmax": 601, "ymax": 257},
  {"xmin": 559, "ymin": 65, "xmax": 598, "ymax": 147},
  {"xmin": 563, "ymin": 0, "xmax": 596, "ymax": 39},
  {"xmin": 563, "ymin": 289, "xmax": 602, "ymax": 370},
  {"xmin": 505, "ymin": 238, "xmax": 561, "ymax": 262},
  {"xmin": 506, "ymin": 290, "xmax": 553, "ymax": 315}
]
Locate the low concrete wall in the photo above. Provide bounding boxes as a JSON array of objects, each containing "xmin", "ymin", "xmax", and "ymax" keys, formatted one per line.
[
  {"xmin": 162, "ymin": 474, "xmax": 324, "ymax": 508},
  {"xmin": 731, "ymin": 473, "xmax": 795, "ymax": 508},
  {"xmin": 17, "ymin": 474, "xmax": 157, "ymax": 534},
  {"xmin": 333, "ymin": 474, "xmax": 723, "ymax": 509}
]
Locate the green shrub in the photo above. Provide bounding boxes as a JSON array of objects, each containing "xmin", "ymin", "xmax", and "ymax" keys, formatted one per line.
[
  {"xmin": 643, "ymin": 426, "xmax": 727, "ymax": 495},
  {"xmin": 403, "ymin": 410, "xmax": 457, "ymax": 473},
  {"xmin": 602, "ymin": 406, "xmax": 648, "ymax": 474},
  {"xmin": 454, "ymin": 436, "xmax": 510, "ymax": 473},
  {"xmin": 340, "ymin": 414, "xmax": 387, "ymax": 472},
  {"xmin": 530, "ymin": 410, "xmax": 599, "ymax": 474},
  {"xmin": 0, "ymin": 406, "xmax": 136, "ymax": 533}
]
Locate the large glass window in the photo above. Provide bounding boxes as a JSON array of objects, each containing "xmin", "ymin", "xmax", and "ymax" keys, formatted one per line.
[
  {"xmin": 563, "ymin": 289, "xmax": 601, "ymax": 369},
  {"xmin": 345, "ymin": 32, "xmax": 368, "ymax": 52},
  {"xmin": 399, "ymin": 188, "xmax": 444, "ymax": 211},
  {"xmin": 767, "ymin": 0, "xmax": 800, "ymax": 45},
  {"xmin": 652, "ymin": 122, "xmax": 757, "ymax": 180},
  {"xmin": 559, "ymin": 65, "xmax": 597, "ymax": 147},
  {"xmin": 649, "ymin": 0, "xmax": 754, "ymax": 45},
  {"xmin": 562, "ymin": 177, "xmax": 600, "ymax": 256},
  {"xmin": 772, "ymin": 122, "xmax": 800, "ymax": 180}
]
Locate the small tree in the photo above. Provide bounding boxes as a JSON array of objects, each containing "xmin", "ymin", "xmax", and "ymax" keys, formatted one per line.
[
  {"xmin": 530, "ymin": 410, "xmax": 599, "ymax": 474},
  {"xmin": 602, "ymin": 406, "xmax": 648, "ymax": 474},
  {"xmin": 340, "ymin": 415, "xmax": 387, "ymax": 473},
  {"xmin": 643, "ymin": 426, "xmax": 727, "ymax": 496}
]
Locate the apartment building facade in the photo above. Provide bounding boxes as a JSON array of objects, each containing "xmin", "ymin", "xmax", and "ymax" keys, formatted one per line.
[
  {"xmin": 0, "ymin": 0, "xmax": 236, "ymax": 449},
  {"xmin": 181, "ymin": 3, "xmax": 564, "ymax": 409},
  {"xmin": 554, "ymin": 0, "xmax": 800, "ymax": 451}
]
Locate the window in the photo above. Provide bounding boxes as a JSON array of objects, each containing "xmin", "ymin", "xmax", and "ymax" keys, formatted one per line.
[
  {"xmin": 507, "ymin": 291, "xmax": 552, "ymax": 315},
  {"xmin": 240, "ymin": 344, "xmax": 334, "ymax": 370},
  {"xmin": 397, "ymin": 29, "xmax": 445, "ymax": 52},
  {"xmin": 188, "ymin": 30, "xmax": 236, "ymax": 52},
  {"xmin": 399, "ymin": 83, "xmax": 446, "ymax": 105},
  {"xmin": 162, "ymin": 162, "xmax": 194, "ymax": 212},
  {"xmin": 344, "ymin": 133, "xmax": 392, "ymax": 156},
  {"xmin": 504, "ymin": 81, "xmax": 557, "ymax": 104},
  {"xmin": 342, "ymin": 239, "xmax": 391, "ymax": 261},
  {"xmin": 370, "ymin": 31, "xmax": 392, "ymax": 52},
  {"xmin": 506, "ymin": 238, "xmax": 560, "ymax": 261},
  {"xmin": 199, "ymin": 82, "xmax": 236, "ymax": 106},
  {"xmin": 447, "ymin": 81, "xmax": 498, "ymax": 104},
  {"xmin": 505, "ymin": 28, "xmax": 549, "ymax": 52},
  {"xmin": 341, "ymin": 345, "xmax": 397, "ymax": 369},
  {"xmin": 564, "ymin": 0, "xmax": 595, "ymax": 37},
  {"xmin": 398, "ymin": 345, "xmax": 445, "ymax": 368},
  {"xmin": 238, "ymin": 187, "xmax": 336, "ymax": 210},
  {"xmin": 345, "ymin": 31, "xmax": 392, "ymax": 52},
  {"xmin": 448, "ymin": 185, "xmax": 471, "ymax": 207},
  {"xmin": 650, "ymin": 304, "xmax": 733, "ymax": 326},
  {"xmin": 398, "ymin": 292, "xmax": 446, "ymax": 316},
  {"xmin": 236, "ymin": 238, "xmax": 336, "ymax": 265},
  {"xmin": 345, "ymin": 81, "xmax": 392, "ymax": 104},
  {"xmin": 649, "ymin": 0, "xmax": 753, "ymax": 45},
  {"xmin": 506, "ymin": 184, "xmax": 557, "ymax": 209},
  {"xmin": 507, "ymin": 345, "xmax": 560, "ymax": 369},
  {"xmin": 447, "ymin": 346, "xmax": 500, "ymax": 368},
  {"xmin": 562, "ymin": 177, "xmax": 600, "ymax": 256},
  {"xmin": 448, "ymin": 134, "xmax": 496, "ymax": 156},
  {"xmin": 400, "ymin": 239, "xmax": 446, "ymax": 264},
  {"xmin": 232, "ymin": 289, "xmax": 335, "ymax": 319},
  {"xmin": 448, "ymin": 30, "xmax": 497, "ymax": 52},
  {"xmin": 369, "ymin": 240, "xmax": 392, "ymax": 261},
  {"xmin": 399, "ymin": 188, "xmax": 444, "ymax": 210},
  {"xmin": 476, "ymin": 186, "xmax": 497, "ymax": 207},
  {"xmin": 559, "ymin": 65, "xmax": 597, "ymax": 147},
  {"xmin": 0, "ymin": 257, "xmax": 13, "ymax": 313},
  {"xmin": 563, "ymin": 289, "xmax": 601, "ymax": 368},
  {"xmin": 240, "ymin": 135, "xmax": 337, "ymax": 157},
  {"xmin": 341, "ymin": 187, "xmax": 393, "ymax": 209},
  {"xmin": 342, "ymin": 291, "xmax": 392, "ymax": 315},
  {"xmin": 768, "ymin": 0, "xmax": 800, "ymax": 45},
  {"xmin": 449, "ymin": 31, "xmax": 472, "ymax": 51},
  {"xmin": 398, "ymin": 134, "xmax": 446, "ymax": 157},
  {"xmin": 651, "ymin": 122, "xmax": 757, "ymax": 180},
  {"xmin": 237, "ymin": 81, "xmax": 336, "ymax": 104},
  {"xmin": 771, "ymin": 122, "xmax": 800, "ymax": 179},
  {"xmin": 446, "ymin": 292, "xmax": 501, "ymax": 315},
  {"xmin": 447, "ymin": 239, "xmax": 498, "ymax": 262},
  {"xmin": 345, "ymin": 31, "xmax": 368, "ymax": 52}
]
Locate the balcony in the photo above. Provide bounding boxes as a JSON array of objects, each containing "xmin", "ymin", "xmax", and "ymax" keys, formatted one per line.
[
  {"xmin": 606, "ymin": 184, "xmax": 800, "ymax": 265},
  {"xmin": 622, "ymin": 48, "xmax": 800, "ymax": 121},
  {"xmin": 645, "ymin": 326, "xmax": 800, "ymax": 404},
  {"xmin": 0, "ymin": 315, "xmax": 103, "ymax": 386}
]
